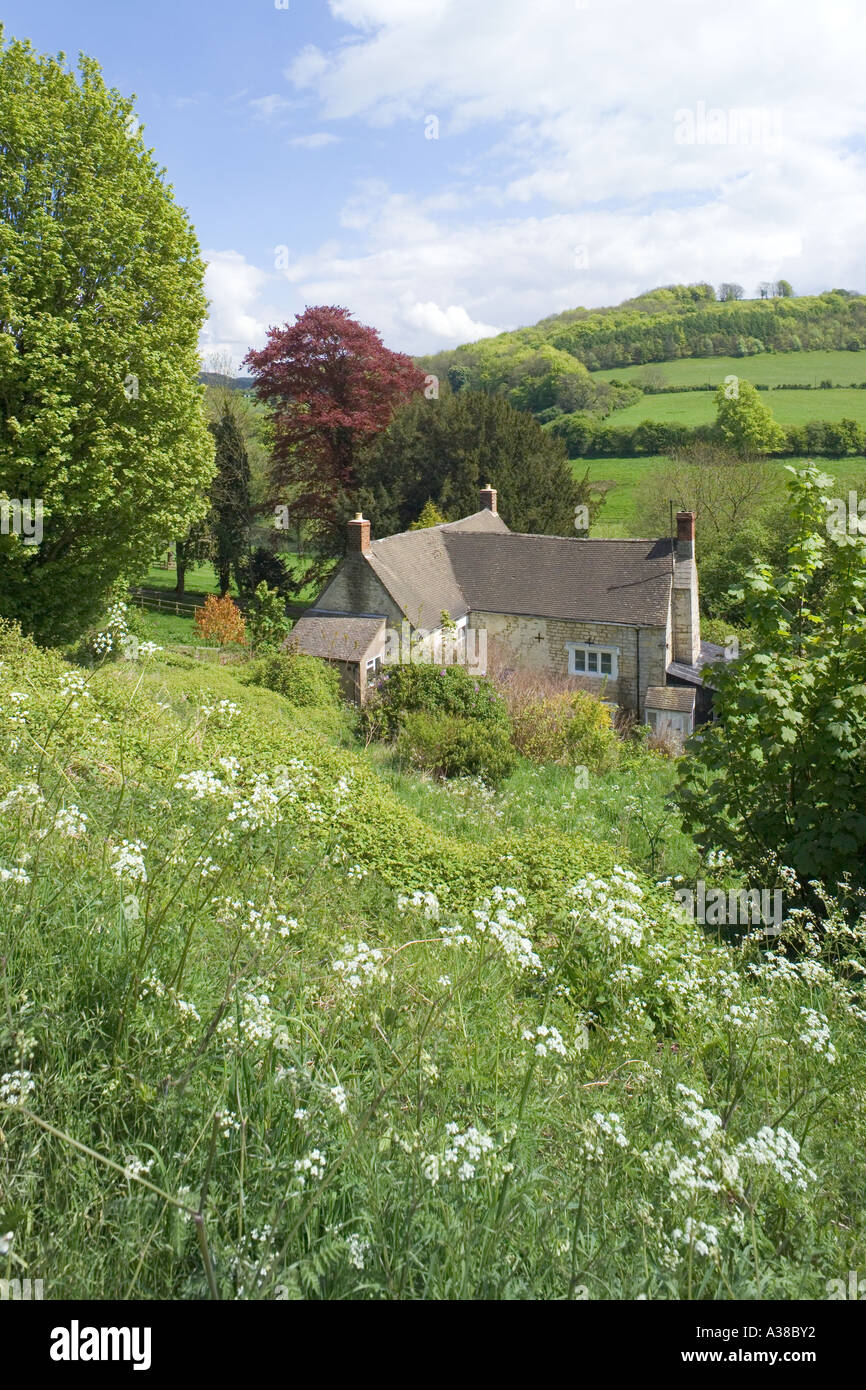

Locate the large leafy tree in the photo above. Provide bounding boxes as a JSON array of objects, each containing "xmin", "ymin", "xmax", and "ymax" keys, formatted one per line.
[
  {"xmin": 243, "ymin": 306, "xmax": 425, "ymax": 577},
  {"xmin": 354, "ymin": 389, "xmax": 594, "ymax": 537},
  {"xmin": 677, "ymin": 466, "xmax": 866, "ymax": 910},
  {"xmin": 0, "ymin": 33, "xmax": 214, "ymax": 643},
  {"xmin": 714, "ymin": 379, "xmax": 786, "ymax": 455}
]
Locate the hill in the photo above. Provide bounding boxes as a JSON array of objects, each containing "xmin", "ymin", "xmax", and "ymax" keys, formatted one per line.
[
  {"xmin": 2, "ymin": 619, "xmax": 866, "ymax": 1298},
  {"xmin": 416, "ymin": 287, "xmax": 866, "ymax": 440}
]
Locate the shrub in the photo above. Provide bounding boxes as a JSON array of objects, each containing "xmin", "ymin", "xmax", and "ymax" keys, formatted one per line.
[
  {"xmin": 397, "ymin": 711, "xmax": 517, "ymax": 783},
  {"xmin": 236, "ymin": 546, "xmax": 290, "ymax": 596},
  {"xmin": 245, "ymin": 649, "xmax": 341, "ymax": 709},
  {"xmin": 194, "ymin": 594, "xmax": 246, "ymax": 646},
  {"xmin": 365, "ymin": 663, "xmax": 510, "ymax": 741},
  {"xmin": 245, "ymin": 582, "xmax": 291, "ymax": 653},
  {"xmin": 509, "ymin": 690, "xmax": 620, "ymax": 770}
]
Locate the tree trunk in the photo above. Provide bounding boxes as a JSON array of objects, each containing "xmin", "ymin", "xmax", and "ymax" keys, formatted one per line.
[{"xmin": 175, "ymin": 540, "xmax": 188, "ymax": 596}]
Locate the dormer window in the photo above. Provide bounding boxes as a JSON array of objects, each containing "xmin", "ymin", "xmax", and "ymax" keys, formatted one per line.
[{"xmin": 566, "ymin": 642, "xmax": 619, "ymax": 679}]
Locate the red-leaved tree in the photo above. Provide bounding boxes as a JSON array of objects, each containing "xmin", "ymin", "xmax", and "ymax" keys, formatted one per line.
[{"xmin": 244, "ymin": 306, "xmax": 426, "ymax": 581}]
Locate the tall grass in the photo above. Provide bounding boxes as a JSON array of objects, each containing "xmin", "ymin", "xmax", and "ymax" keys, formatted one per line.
[{"xmin": 1, "ymin": 621, "xmax": 865, "ymax": 1299}]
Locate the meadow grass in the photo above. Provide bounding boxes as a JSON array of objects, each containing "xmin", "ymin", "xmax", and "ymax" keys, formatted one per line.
[
  {"xmin": 1, "ymin": 622, "xmax": 865, "ymax": 1300},
  {"xmin": 602, "ymin": 388, "xmax": 866, "ymax": 429},
  {"xmin": 591, "ymin": 349, "xmax": 866, "ymax": 389},
  {"xmin": 580, "ymin": 456, "xmax": 866, "ymax": 537}
]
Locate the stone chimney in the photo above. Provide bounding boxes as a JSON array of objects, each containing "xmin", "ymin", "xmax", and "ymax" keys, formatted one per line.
[
  {"xmin": 676, "ymin": 510, "xmax": 695, "ymax": 558},
  {"xmin": 479, "ymin": 484, "xmax": 497, "ymax": 515},
  {"xmin": 347, "ymin": 512, "xmax": 371, "ymax": 555},
  {"xmin": 672, "ymin": 510, "xmax": 700, "ymax": 665}
]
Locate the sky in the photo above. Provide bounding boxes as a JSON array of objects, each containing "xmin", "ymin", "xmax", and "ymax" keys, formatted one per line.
[{"xmin": 3, "ymin": 0, "xmax": 866, "ymax": 367}]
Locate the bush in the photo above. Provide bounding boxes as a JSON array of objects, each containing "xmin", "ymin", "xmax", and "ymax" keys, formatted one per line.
[
  {"xmin": 236, "ymin": 546, "xmax": 290, "ymax": 596},
  {"xmin": 508, "ymin": 690, "xmax": 620, "ymax": 770},
  {"xmin": 194, "ymin": 594, "xmax": 246, "ymax": 646},
  {"xmin": 365, "ymin": 663, "xmax": 510, "ymax": 741},
  {"xmin": 397, "ymin": 711, "xmax": 516, "ymax": 783},
  {"xmin": 245, "ymin": 582, "xmax": 291, "ymax": 653},
  {"xmin": 245, "ymin": 649, "xmax": 341, "ymax": 709}
]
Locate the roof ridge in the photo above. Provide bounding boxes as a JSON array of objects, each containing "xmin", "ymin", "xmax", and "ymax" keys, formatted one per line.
[{"xmin": 446, "ymin": 530, "xmax": 670, "ymax": 544}]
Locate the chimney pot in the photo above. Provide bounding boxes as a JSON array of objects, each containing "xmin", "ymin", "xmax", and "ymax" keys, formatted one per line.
[
  {"xmin": 479, "ymin": 484, "xmax": 498, "ymax": 515},
  {"xmin": 347, "ymin": 513, "xmax": 371, "ymax": 555}
]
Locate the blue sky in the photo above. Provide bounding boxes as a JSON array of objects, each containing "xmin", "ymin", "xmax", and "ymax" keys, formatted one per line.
[{"xmin": 3, "ymin": 0, "xmax": 865, "ymax": 365}]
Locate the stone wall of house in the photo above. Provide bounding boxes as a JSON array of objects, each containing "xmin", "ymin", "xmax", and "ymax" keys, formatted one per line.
[
  {"xmin": 470, "ymin": 611, "xmax": 668, "ymax": 712},
  {"xmin": 314, "ymin": 557, "xmax": 403, "ymax": 624}
]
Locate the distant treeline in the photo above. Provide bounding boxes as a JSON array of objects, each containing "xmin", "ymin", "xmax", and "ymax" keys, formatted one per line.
[{"xmin": 551, "ymin": 413, "xmax": 866, "ymax": 459}]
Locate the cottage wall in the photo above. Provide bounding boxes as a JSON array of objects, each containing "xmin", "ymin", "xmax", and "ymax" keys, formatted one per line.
[
  {"xmin": 314, "ymin": 557, "xmax": 403, "ymax": 625},
  {"xmin": 469, "ymin": 612, "xmax": 667, "ymax": 712}
]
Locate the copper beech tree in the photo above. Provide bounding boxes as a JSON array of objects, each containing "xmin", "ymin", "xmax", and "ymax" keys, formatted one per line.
[{"xmin": 244, "ymin": 306, "xmax": 426, "ymax": 583}]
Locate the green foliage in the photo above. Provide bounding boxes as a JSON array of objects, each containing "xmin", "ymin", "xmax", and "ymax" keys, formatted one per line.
[
  {"xmin": 714, "ymin": 380, "xmax": 786, "ymax": 455},
  {"xmin": 678, "ymin": 465, "xmax": 866, "ymax": 906},
  {"xmin": 397, "ymin": 710, "xmax": 517, "ymax": 782},
  {"xmin": 507, "ymin": 690, "xmax": 620, "ymax": 770},
  {"xmin": 0, "ymin": 32, "xmax": 213, "ymax": 644},
  {"xmin": 244, "ymin": 582, "xmax": 291, "ymax": 654},
  {"xmin": 354, "ymin": 390, "xmax": 595, "ymax": 537},
  {"xmin": 245, "ymin": 647, "xmax": 341, "ymax": 709},
  {"xmin": 364, "ymin": 663, "xmax": 510, "ymax": 740},
  {"xmin": 409, "ymin": 499, "xmax": 447, "ymax": 529},
  {"xmin": 2, "ymin": 620, "xmax": 866, "ymax": 1299},
  {"xmin": 207, "ymin": 401, "xmax": 252, "ymax": 594}
]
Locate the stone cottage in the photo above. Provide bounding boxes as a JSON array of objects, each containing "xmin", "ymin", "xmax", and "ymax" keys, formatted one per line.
[{"xmin": 287, "ymin": 486, "xmax": 726, "ymax": 732}]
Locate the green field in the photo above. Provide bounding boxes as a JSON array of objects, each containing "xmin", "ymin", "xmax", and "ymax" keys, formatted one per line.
[
  {"xmin": 592, "ymin": 349, "xmax": 866, "ymax": 388},
  {"xmin": 135, "ymin": 562, "xmax": 238, "ymax": 596},
  {"xmin": 581, "ymin": 455, "xmax": 866, "ymax": 537},
  {"xmin": 604, "ymin": 386, "xmax": 866, "ymax": 429}
]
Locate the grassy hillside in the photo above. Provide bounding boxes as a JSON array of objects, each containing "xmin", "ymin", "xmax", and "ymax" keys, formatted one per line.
[
  {"xmin": 598, "ymin": 387, "xmax": 866, "ymax": 429},
  {"xmin": 2, "ymin": 620, "xmax": 865, "ymax": 1299},
  {"xmin": 594, "ymin": 348, "xmax": 866, "ymax": 388}
]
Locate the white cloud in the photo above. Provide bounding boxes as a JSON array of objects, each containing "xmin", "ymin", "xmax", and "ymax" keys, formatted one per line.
[
  {"xmin": 288, "ymin": 132, "xmax": 341, "ymax": 149},
  {"xmin": 203, "ymin": 1, "xmax": 866, "ymax": 355},
  {"xmin": 403, "ymin": 301, "xmax": 500, "ymax": 342},
  {"xmin": 248, "ymin": 93, "xmax": 295, "ymax": 122},
  {"xmin": 201, "ymin": 250, "xmax": 274, "ymax": 368}
]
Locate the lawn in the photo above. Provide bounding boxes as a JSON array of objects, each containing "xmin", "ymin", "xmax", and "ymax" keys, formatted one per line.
[
  {"xmin": 580, "ymin": 455, "xmax": 866, "ymax": 537},
  {"xmin": 603, "ymin": 387, "xmax": 866, "ymax": 429},
  {"xmin": 592, "ymin": 348, "xmax": 866, "ymax": 389}
]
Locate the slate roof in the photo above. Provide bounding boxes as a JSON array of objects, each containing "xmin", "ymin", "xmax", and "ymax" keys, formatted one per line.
[
  {"xmin": 363, "ymin": 508, "xmax": 508, "ymax": 630},
  {"xmin": 667, "ymin": 641, "xmax": 731, "ymax": 687},
  {"xmin": 288, "ymin": 613, "xmax": 386, "ymax": 663},
  {"xmin": 644, "ymin": 685, "xmax": 697, "ymax": 714},
  {"xmin": 358, "ymin": 510, "xmax": 675, "ymax": 630},
  {"xmin": 444, "ymin": 533, "xmax": 675, "ymax": 627}
]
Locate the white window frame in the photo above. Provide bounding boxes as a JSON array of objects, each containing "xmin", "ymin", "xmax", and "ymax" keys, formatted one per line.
[{"xmin": 566, "ymin": 642, "xmax": 619, "ymax": 679}]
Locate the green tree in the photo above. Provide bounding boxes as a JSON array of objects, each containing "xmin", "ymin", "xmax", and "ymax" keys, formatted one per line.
[
  {"xmin": 409, "ymin": 499, "xmax": 447, "ymax": 530},
  {"xmin": 356, "ymin": 390, "xmax": 594, "ymax": 537},
  {"xmin": 714, "ymin": 380, "xmax": 786, "ymax": 455},
  {"xmin": 208, "ymin": 402, "xmax": 252, "ymax": 595},
  {"xmin": 677, "ymin": 466, "xmax": 866, "ymax": 909},
  {"xmin": 0, "ymin": 32, "xmax": 213, "ymax": 643}
]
